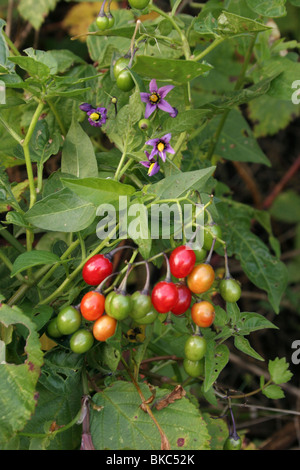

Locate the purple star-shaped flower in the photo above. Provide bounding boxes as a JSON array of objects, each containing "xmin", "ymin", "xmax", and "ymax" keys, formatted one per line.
[
  {"xmin": 145, "ymin": 133, "xmax": 175, "ymax": 163},
  {"xmin": 140, "ymin": 151, "xmax": 160, "ymax": 176},
  {"xmin": 87, "ymin": 107, "xmax": 107, "ymax": 127},
  {"xmin": 79, "ymin": 103, "xmax": 108, "ymax": 127},
  {"xmin": 140, "ymin": 79, "xmax": 175, "ymax": 119}
]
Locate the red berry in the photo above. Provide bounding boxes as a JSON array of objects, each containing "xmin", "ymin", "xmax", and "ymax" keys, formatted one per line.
[
  {"xmin": 169, "ymin": 245, "xmax": 196, "ymax": 279},
  {"xmin": 80, "ymin": 291, "xmax": 105, "ymax": 321},
  {"xmin": 82, "ymin": 254, "xmax": 113, "ymax": 286},
  {"xmin": 171, "ymin": 284, "xmax": 192, "ymax": 316},
  {"xmin": 151, "ymin": 281, "xmax": 178, "ymax": 313}
]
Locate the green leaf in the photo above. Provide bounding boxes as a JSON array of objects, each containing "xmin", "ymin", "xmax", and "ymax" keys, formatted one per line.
[
  {"xmin": 61, "ymin": 120, "xmax": 98, "ymax": 178},
  {"xmin": 204, "ymin": 342, "xmax": 230, "ymax": 392},
  {"xmin": 146, "ymin": 167, "xmax": 216, "ymax": 199},
  {"xmin": 25, "ymin": 188, "xmax": 96, "ymax": 232},
  {"xmin": 235, "ymin": 312, "xmax": 278, "ymax": 335},
  {"xmin": 226, "ymin": 301, "xmax": 241, "ymax": 324},
  {"xmin": 162, "ymin": 109, "xmax": 210, "ymax": 135},
  {"xmin": 268, "ymin": 357, "xmax": 293, "ymax": 384},
  {"xmin": 234, "ymin": 336, "xmax": 264, "ymax": 361},
  {"xmin": 21, "ymin": 349, "xmax": 83, "ymax": 450},
  {"xmin": 61, "ymin": 177, "xmax": 136, "ymax": 207},
  {"xmin": 132, "ymin": 56, "xmax": 212, "ymax": 84},
  {"xmin": 251, "ymin": 57, "xmax": 300, "ymax": 101},
  {"xmin": 18, "ymin": 0, "xmax": 59, "ymax": 30},
  {"xmin": 202, "ymin": 109, "xmax": 271, "ymax": 166},
  {"xmin": 8, "ymin": 55, "xmax": 51, "ymax": 81},
  {"xmin": 90, "ymin": 381, "xmax": 211, "ymax": 450},
  {"xmin": 0, "ymin": 304, "xmax": 43, "ymax": 445},
  {"xmin": 219, "ymin": 203, "xmax": 288, "ymax": 313},
  {"xmin": 11, "ymin": 250, "xmax": 61, "ymax": 277},
  {"xmin": 269, "ymin": 190, "xmax": 300, "ymax": 223},
  {"xmin": 194, "ymin": 10, "xmax": 271, "ymax": 37},
  {"xmin": 248, "ymin": 95, "xmax": 300, "ymax": 138},
  {"xmin": 246, "ymin": 0, "xmax": 287, "ymax": 18},
  {"xmin": 262, "ymin": 384, "xmax": 285, "ymax": 399}
]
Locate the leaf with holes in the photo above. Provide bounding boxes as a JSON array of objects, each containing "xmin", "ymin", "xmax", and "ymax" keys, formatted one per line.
[
  {"xmin": 204, "ymin": 342, "xmax": 230, "ymax": 392},
  {"xmin": 90, "ymin": 381, "xmax": 211, "ymax": 450}
]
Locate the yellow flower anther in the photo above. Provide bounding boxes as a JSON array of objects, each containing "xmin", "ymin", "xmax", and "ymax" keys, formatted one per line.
[
  {"xmin": 149, "ymin": 92, "xmax": 159, "ymax": 103},
  {"xmin": 157, "ymin": 142, "xmax": 165, "ymax": 153},
  {"xmin": 148, "ymin": 162, "xmax": 156, "ymax": 175},
  {"xmin": 90, "ymin": 112, "xmax": 100, "ymax": 121}
]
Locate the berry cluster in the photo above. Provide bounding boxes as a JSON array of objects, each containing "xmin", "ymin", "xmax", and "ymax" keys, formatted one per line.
[{"xmin": 46, "ymin": 223, "xmax": 242, "ymax": 373}]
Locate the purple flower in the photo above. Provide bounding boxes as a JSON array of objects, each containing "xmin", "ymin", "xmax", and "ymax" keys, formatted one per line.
[
  {"xmin": 169, "ymin": 107, "xmax": 178, "ymax": 118},
  {"xmin": 145, "ymin": 133, "xmax": 175, "ymax": 163},
  {"xmin": 140, "ymin": 151, "xmax": 160, "ymax": 176},
  {"xmin": 79, "ymin": 103, "xmax": 108, "ymax": 127},
  {"xmin": 87, "ymin": 107, "xmax": 107, "ymax": 127},
  {"xmin": 79, "ymin": 103, "xmax": 93, "ymax": 112},
  {"xmin": 140, "ymin": 79, "xmax": 175, "ymax": 119}
]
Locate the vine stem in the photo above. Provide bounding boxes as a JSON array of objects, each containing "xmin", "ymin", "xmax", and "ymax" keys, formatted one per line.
[
  {"xmin": 191, "ymin": 37, "xmax": 225, "ymax": 62},
  {"xmin": 120, "ymin": 356, "xmax": 170, "ymax": 450},
  {"xmin": 37, "ymin": 225, "xmax": 120, "ymax": 306},
  {"xmin": 22, "ymin": 100, "xmax": 44, "ymax": 210},
  {"xmin": 215, "ymin": 379, "xmax": 273, "ymax": 401},
  {"xmin": 2, "ymin": 29, "xmax": 21, "ymax": 56},
  {"xmin": 114, "ymin": 134, "xmax": 129, "ymax": 181},
  {"xmin": 47, "ymin": 99, "xmax": 67, "ymax": 136},
  {"xmin": 206, "ymin": 33, "xmax": 257, "ymax": 161}
]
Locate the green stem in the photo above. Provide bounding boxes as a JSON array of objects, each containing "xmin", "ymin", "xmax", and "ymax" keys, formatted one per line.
[
  {"xmin": 192, "ymin": 37, "xmax": 225, "ymax": 62},
  {"xmin": 117, "ymin": 157, "xmax": 134, "ymax": 180},
  {"xmin": 206, "ymin": 33, "xmax": 257, "ymax": 161},
  {"xmin": 0, "ymin": 116, "xmax": 23, "ymax": 144},
  {"xmin": 37, "ymin": 225, "xmax": 119, "ymax": 306},
  {"xmin": 150, "ymin": 3, "xmax": 191, "ymax": 59},
  {"xmin": 2, "ymin": 30, "xmax": 21, "ymax": 56},
  {"xmin": 224, "ymin": 379, "xmax": 273, "ymax": 401},
  {"xmin": 114, "ymin": 136, "xmax": 129, "ymax": 181},
  {"xmin": 0, "ymin": 226, "xmax": 26, "ymax": 253},
  {"xmin": 7, "ymin": 264, "xmax": 50, "ymax": 307},
  {"xmin": 18, "ymin": 406, "xmax": 82, "ymax": 439},
  {"xmin": 190, "ymin": 2, "xmax": 206, "ymax": 8},
  {"xmin": 7, "ymin": 239, "xmax": 81, "ymax": 306},
  {"xmin": 0, "ymin": 249, "xmax": 26, "ymax": 283},
  {"xmin": 22, "ymin": 101, "xmax": 44, "ymax": 209},
  {"xmin": 47, "ymin": 99, "xmax": 66, "ymax": 136},
  {"xmin": 37, "ymin": 239, "xmax": 81, "ymax": 289}
]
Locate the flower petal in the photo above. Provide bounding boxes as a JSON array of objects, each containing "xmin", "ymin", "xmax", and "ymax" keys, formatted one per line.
[
  {"xmin": 161, "ymin": 133, "xmax": 172, "ymax": 144},
  {"xmin": 158, "ymin": 150, "xmax": 167, "ymax": 162},
  {"xmin": 148, "ymin": 161, "xmax": 160, "ymax": 176},
  {"xmin": 158, "ymin": 99, "xmax": 174, "ymax": 115},
  {"xmin": 80, "ymin": 103, "xmax": 93, "ymax": 112},
  {"xmin": 165, "ymin": 143, "xmax": 175, "ymax": 154},
  {"xmin": 149, "ymin": 147, "xmax": 159, "ymax": 160},
  {"xmin": 149, "ymin": 79, "xmax": 158, "ymax": 93},
  {"xmin": 96, "ymin": 107, "xmax": 107, "ymax": 115},
  {"xmin": 88, "ymin": 118, "xmax": 102, "ymax": 127},
  {"xmin": 140, "ymin": 92, "xmax": 150, "ymax": 103},
  {"xmin": 145, "ymin": 137, "xmax": 159, "ymax": 147},
  {"xmin": 169, "ymin": 107, "xmax": 178, "ymax": 118},
  {"xmin": 158, "ymin": 85, "xmax": 174, "ymax": 98},
  {"xmin": 140, "ymin": 160, "xmax": 150, "ymax": 168},
  {"xmin": 145, "ymin": 102, "xmax": 157, "ymax": 119}
]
